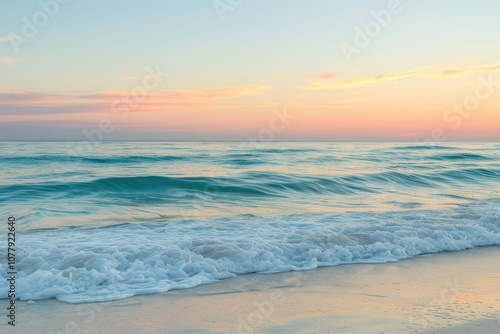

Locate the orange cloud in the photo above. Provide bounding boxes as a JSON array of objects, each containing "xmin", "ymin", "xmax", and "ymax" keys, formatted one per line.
[
  {"xmin": 1, "ymin": 58, "xmax": 21, "ymax": 66},
  {"xmin": 0, "ymin": 84, "xmax": 275, "ymax": 115},
  {"xmin": 84, "ymin": 86, "xmax": 275, "ymax": 112},
  {"xmin": 308, "ymin": 69, "xmax": 422, "ymax": 90},
  {"xmin": 0, "ymin": 83, "xmax": 16, "ymax": 92},
  {"xmin": 307, "ymin": 63, "xmax": 500, "ymax": 90},
  {"xmin": 438, "ymin": 64, "xmax": 500, "ymax": 77},
  {"xmin": 0, "ymin": 92, "xmax": 68, "ymax": 105},
  {"xmin": 101, "ymin": 101, "xmax": 276, "ymax": 113},
  {"xmin": 163, "ymin": 85, "xmax": 273, "ymax": 100},
  {"xmin": 337, "ymin": 69, "xmax": 421, "ymax": 88},
  {"xmin": 89, "ymin": 85, "xmax": 273, "ymax": 101},
  {"xmin": 0, "ymin": 36, "xmax": 18, "ymax": 42}
]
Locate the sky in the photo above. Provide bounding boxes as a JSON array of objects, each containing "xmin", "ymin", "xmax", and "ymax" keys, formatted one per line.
[{"xmin": 1, "ymin": 0, "xmax": 499, "ymax": 140}]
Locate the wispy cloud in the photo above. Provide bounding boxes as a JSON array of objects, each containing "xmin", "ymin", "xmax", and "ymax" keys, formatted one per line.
[
  {"xmin": 307, "ymin": 63, "xmax": 500, "ymax": 90},
  {"xmin": 0, "ymin": 103, "xmax": 106, "ymax": 116},
  {"xmin": 161, "ymin": 85, "xmax": 274, "ymax": 100},
  {"xmin": 84, "ymin": 85, "xmax": 275, "ymax": 112},
  {"xmin": 0, "ymin": 92, "xmax": 68, "ymax": 105},
  {"xmin": 0, "ymin": 36, "xmax": 18, "ymax": 42},
  {"xmin": 302, "ymin": 72, "xmax": 338, "ymax": 79},
  {"xmin": 0, "ymin": 83, "xmax": 16, "ymax": 92},
  {"xmin": 324, "ymin": 69, "xmax": 421, "ymax": 90},
  {"xmin": 85, "ymin": 85, "xmax": 273, "ymax": 101},
  {"xmin": 0, "ymin": 84, "xmax": 275, "ymax": 115},
  {"xmin": 1, "ymin": 57, "xmax": 21, "ymax": 66},
  {"xmin": 99, "ymin": 101, "xmax": 276, "ymax": 113},
  {"xmin": 438, "ymin": 64, "xmax": 500, "ymax": 77}
]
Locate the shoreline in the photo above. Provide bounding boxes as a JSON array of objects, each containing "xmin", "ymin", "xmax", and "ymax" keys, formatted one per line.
[{"xmin": 2, "ymin": 246, "xmax": 499, "ymax": 333}]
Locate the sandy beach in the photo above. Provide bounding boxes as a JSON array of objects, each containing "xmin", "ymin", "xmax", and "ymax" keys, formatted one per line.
[{"xmin": 3, "ymin": 246, "xmax": 498, "ymax": 334}]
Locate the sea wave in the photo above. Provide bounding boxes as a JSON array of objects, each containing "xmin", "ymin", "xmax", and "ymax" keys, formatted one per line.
[
  {"xmin": 1, "ymin": 199, "xmax": 499, "ymax": 303},
  {"xmin": 2, "ymin": 167, "xmax": 499, "ymax": 202},
  {"xmin": 393, "ymin": 145, "xmax": 458, "ymax": 150},
  {"xmin": 0, "ymin": 155, "xmax": 186, "ymax": 164},
  {"xmin": 428, "ymin": 153, "xmax": 491, "ymax": 161}
]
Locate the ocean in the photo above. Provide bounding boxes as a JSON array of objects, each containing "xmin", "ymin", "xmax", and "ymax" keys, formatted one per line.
[{"xmin": 1, "ymin": 141, "xmax": 499, "ymax": 303}]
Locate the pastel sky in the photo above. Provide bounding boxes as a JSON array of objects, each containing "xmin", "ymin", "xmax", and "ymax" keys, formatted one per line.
[{"xmin": 1, "ymin": 0, "xmax": 500, "ymax": 140}]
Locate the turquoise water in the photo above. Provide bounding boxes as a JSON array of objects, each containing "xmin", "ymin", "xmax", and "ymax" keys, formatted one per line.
[{"xmin": 1, "ymin": 141, "xmax": 500, "ymax": 303}]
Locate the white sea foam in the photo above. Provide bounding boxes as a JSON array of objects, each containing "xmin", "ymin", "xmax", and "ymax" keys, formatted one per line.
[{"xmin": 1, "ymin": 200, "xmax": 499, "ymax": 304}]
